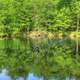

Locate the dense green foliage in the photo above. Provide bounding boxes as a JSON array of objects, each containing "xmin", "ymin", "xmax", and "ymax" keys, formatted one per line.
[{"xmin": 0, "ymin": 0, "xmax": 80, "ymax": 33}]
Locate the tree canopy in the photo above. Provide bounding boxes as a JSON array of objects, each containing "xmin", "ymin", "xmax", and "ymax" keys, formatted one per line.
[{"xmin": 0, "ymin": 0, "xmax": 80, "ymax": 33}]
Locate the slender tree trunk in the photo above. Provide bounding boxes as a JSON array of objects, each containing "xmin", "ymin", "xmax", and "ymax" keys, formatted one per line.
[{"xmin": 76, "ymin": 14, "xmax": 79, "ymax": 58}]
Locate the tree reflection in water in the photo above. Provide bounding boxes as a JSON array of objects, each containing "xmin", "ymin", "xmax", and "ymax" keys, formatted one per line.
[
  {"xmin": 16, "ymin": 76, "xmax": 24, "ymax": 80},
  {"xmin": 0, "ymin": 69, "xmax": 76, "ymax": 80},
  {"xmin": 0, "ymin": 38, "xmax": 79, "ymax": 80}
]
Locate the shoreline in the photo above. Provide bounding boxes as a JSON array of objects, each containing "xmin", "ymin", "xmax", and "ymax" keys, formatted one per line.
[{"xmin": 0, "ymin": 31, "xmax": 80, "ymax": 40}]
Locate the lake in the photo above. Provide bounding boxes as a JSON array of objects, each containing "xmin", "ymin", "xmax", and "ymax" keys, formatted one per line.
[{"xmin": 0, "ymin": 37, "xmax": 79, "ymax": 80}]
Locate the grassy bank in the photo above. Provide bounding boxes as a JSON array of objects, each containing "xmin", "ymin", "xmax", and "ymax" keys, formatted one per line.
[{"xmin": 0, "ymin": 31, "xmax": 80, "ymax": 39}]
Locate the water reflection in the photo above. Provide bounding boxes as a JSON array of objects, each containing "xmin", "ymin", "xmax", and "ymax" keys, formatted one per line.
[
  {"xmin": 0, "ymin": 38, "xmax": 79, "ymax": 80},
  {"xmin": 0, "ymin": 69, "xmax": 76, "ymax": 80},
  {"xmin": 65, "ymin": 77, "xmax": 75, "ymax": 80},
  {"xmin": 27, "ymin": 73, "xmax": 43, "ymax": 80},
  {"xmin": 0, "ymin": 69, "xmax": 11, "ymax": 80},
  {"xmin": 16, "ymin": 76, "xmax": 24, "ymax": 80}
]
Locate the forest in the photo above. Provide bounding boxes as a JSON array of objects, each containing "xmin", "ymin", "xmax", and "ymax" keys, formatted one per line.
[{"xmin": 0, "ymin": 0, "xmax": 80, "ymax": 38}]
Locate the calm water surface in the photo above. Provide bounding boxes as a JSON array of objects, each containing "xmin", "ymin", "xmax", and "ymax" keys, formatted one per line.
[{"xmin": 0, "ymin": 37, "xmax": 79, "ymax": 80}]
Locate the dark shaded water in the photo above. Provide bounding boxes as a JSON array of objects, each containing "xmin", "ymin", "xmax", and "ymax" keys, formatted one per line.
[{"xmin": 0, "ymin": 37, "xmax": 79, "ymax": 80}]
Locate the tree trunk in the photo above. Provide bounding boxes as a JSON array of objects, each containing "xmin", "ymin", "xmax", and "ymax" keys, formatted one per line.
[{"xmin": 76, "ymin": 14, "xmax": 79, "ymax": 58}]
